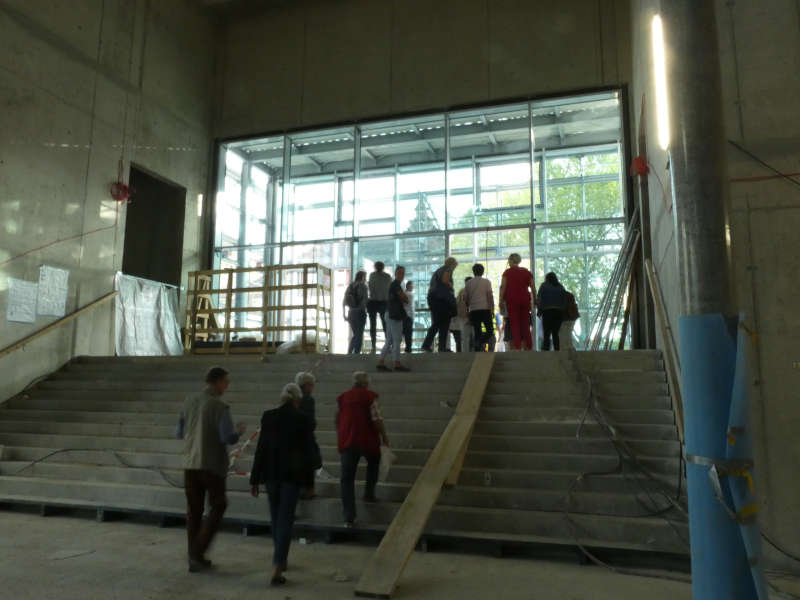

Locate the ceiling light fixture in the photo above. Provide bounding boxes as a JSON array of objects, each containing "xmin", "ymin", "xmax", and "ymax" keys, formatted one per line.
[{"xmin": 652, "ymin": 15, "xmax": 671, "ymax": 150}]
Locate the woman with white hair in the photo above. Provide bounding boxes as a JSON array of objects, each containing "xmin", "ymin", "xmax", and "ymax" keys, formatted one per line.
[
  {"xmin": 250, "ymin": 382, "xmax": 315, "ymax": 586},
  {"xmin": 499, "ymin": 253, "xmax": 536, "ymax": 351},
  {"xmin": 295, "ymin": 371, "xmax": 322, "ymax": 498}
]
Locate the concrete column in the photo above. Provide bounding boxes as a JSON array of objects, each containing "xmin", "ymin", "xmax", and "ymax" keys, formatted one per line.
[
  {"xmin": 663, "ymin": 0, "xmax": 733, "ymax": 317},
  {"xmin": 660, "ymin": 3, "xmax": 766, "ymax": 598}
]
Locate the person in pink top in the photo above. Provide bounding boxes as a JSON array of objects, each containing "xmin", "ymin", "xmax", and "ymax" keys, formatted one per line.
[{"xmin": 499, "ymin": 253, "xmax": 537, "ymax": 351}]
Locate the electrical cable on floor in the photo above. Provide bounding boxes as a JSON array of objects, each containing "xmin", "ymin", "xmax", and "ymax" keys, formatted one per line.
[
  {"xmin": 564, "ymin": 354, "xmax": 800, "ymax": 596},
  {"xmin": 9, "ymin": 448, "xmax": 184, "ymax": 489},
  {"xmin": 767, "ymin": 582, "xmax": 800, "ymax": 600},
  {"xmin": 561, "ymin": 351, "xmax": 693, "ymax": 582},
  {"xmin": 575, "ymin": 364, "xmax": 689, "ymax": 520},
  {"xmin": 762, "ymin": 531, "xmax": 800, "ymax": 564}
]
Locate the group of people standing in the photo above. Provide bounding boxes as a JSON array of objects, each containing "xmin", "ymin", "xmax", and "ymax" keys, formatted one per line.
[
  {"xmin": 177, "ymin": 367, "xmax": 389, "ymax": 587},
  {"xmin": 343, "ymin": 253, "xmax": 580, "ymax": 368}
]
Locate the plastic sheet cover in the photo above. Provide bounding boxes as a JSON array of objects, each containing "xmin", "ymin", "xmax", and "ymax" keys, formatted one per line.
[{"xmin": 114, "ymin": 272, "xmax": 182, "ymax": 356}]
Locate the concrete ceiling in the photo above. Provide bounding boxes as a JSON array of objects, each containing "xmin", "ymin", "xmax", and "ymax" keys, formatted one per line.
[{"xmin": 195, "ymin": 0, "xmax": 291, "ymax": 18}]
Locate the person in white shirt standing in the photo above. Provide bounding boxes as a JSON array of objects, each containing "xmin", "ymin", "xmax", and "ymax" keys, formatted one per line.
[
  {"xmin": 367, "ymin": 262, "xmax": 392, "ymax": 353},
  {"xmin": 453, "ymin": 278, "xmax": 473, "ymax": 352},
  {"xmin": 402, "ymin": 280, "xmax": 415, "ymax": 353},
  {"xmin": 464, "ymin": 263, "xmax": 495, "ymax": 352}
]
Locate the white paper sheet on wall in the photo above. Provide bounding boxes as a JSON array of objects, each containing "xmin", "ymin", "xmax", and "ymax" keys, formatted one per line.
[
  {"xmin": 37, "ymin": 265, "xmax": 69, "ymax": 317},
  {"xmin": 7, "ymin": 278, "xmax": 38, "ymax": 323}
]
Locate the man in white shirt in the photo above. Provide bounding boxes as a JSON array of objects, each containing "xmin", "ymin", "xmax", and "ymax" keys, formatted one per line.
[
  {"xmin": 367, "ymin": 262, "xmax": 392, "ymax": 353},
  {"xmin": 452, "ymin": 278, "xmax": 472, "ymax": 352},
  {"xmin": 464, "ymin": 263, "xmax": 495, "ymax": 352}
]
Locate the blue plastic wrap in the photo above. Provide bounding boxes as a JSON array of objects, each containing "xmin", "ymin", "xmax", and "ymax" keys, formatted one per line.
[{"xmin": 679, "ymin": 313, "xmax": 757, "ymax": 599}]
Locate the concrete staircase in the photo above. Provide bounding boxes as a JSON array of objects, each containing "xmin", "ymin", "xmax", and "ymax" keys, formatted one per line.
[{"xmin": 0, "ymin": 351, "xmax": 688, "ymax": 557}]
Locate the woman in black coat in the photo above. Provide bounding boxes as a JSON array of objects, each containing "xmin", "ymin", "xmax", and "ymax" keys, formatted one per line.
[
  {"xmin": 250, "ymin": 383, "xmax": 314, "ymax": 586},
  {"xmin": 295, "ymin": 371, "xmax": 322, "ymax": 499}
]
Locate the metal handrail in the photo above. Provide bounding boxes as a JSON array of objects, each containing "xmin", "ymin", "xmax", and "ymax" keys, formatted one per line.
[
  {"xmin": 644, "ymin": 258, "xmax": 685, "ymax": 444},
  {"xmin": 0, "ymin": 291, "xmax": 119, "ymax": 360}
]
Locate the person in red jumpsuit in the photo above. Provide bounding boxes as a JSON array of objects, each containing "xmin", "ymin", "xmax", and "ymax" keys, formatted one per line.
[{"xmin": 499, "ymin": 253, "xmax": 536, "ymax": 351}]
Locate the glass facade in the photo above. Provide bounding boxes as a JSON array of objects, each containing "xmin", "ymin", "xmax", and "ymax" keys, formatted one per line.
[{"xmin": 214, "ymin": 90, "xmax": 626, "ymax": 352}]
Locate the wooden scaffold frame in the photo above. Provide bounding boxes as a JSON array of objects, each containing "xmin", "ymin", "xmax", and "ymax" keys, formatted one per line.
[{"xmin": 183, "ymin": 263, "xmax": 332, "ymax": 355}]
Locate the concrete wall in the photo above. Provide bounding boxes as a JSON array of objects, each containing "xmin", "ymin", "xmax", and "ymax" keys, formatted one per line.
[
  {"xmin": 631, "ymin": 0, "xmax": 800, "ymax": 572},
  {"xmin": 216, "ymin": 0, "xmax": 632, "ymax": 138},
  {"xmin": 0, "ymin": 0, "xmax": 216, "ymax": 401}
]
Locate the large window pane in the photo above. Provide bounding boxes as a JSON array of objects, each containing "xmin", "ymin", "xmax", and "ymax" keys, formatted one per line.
[
  {"xmin": 545, "ymin": 184, "xmax": 582, "ymax": 221},
  {"xmin": 282, "ymin": 242, "xmax": 350, "ymax": 353},
  {"xmin": 531, "ymin": 93, "xmax": 622, "ymax": 153},
  {"xmin": 215, "ymin": 137, "xmax": 284, "ymax": 269},
  {"xmin": 245, "ymin": 166, "xmax": 268, "ymax": 246},
  {"xmin": 357, "ymin": 174, "xmax": 395, "ymax": 237},
  {"xmin": 584, "ymin": 180, "xmax": 622, "ymax": 219},
  {"xmin": 543, "ymin": 147, "xmax": 623, "ymax": 223},
  {"xmin": 285, "ymin": 128, "xmax": 355, "ymax": 242},
  {"xmin": 448, "ymin": 103, "xmax": 532, "ymax": 229},
  {"xmin": 359, "ymin": 115, "xmax": 445, "ymax": 235},
  {"xmin": 355, "ymin": 234, "xmax": 445, "ymax": 351},
  {"xmin": 534, "ymin": 222, "xmax": 624, "ymax": 347},
  {"xmin": 397, "ymin": 167, "xmax": 445, "ymax": 232},
  {"xmin": 449, "ymin": 229, "xmax": 530, "ymax": 302}
]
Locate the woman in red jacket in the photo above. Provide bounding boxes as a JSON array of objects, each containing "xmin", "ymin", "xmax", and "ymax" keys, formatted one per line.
[{"xmin": 499, "ymin": 253, "xmax": 536, "ymax": 351}]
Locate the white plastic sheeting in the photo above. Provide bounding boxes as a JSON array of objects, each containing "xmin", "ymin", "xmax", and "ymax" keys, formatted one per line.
[{"xmin": 114, "ymin": 273, "xmax": 183, "ymax": 356}]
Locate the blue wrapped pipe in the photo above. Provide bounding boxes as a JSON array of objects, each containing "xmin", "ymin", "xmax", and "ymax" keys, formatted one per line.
[
  {"xmin": 679, "ymin": 313, "xmax": 757, "ymax": 599},
  {"xmin": 726, "ymin": 317, "xmax": 767, "ymax": 599}
]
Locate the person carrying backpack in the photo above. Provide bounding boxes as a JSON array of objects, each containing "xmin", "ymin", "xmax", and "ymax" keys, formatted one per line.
[
  {"xmin": 560, "ymin": 290, "xmax": 580, "ymax": 350},
  {"xmin": 536, "ymin": 272, "xmax": 567, "ymax": 351},
  {"xmin": 421, "ymin": 257, "xmax": 458, "ymax": 352},
  {"xmin": 344, "ymin": 271, "xmax": 368, "ymax": 354}
]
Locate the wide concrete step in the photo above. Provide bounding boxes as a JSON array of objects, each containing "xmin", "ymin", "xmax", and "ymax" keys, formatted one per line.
[
  {"xmin": 35, "ymin": 379, "xmax": 463, "ymax": 393},
  {"xmin": 0, "ymin": 421, "xmax": 680, "ymax": 457},
  {"xmin": 58, "ymin": 364, "xmax": 662, "ymax": 383},
  {"xmin": 1, "ymin": 398, "xmax": 456, "ymax": 420},
  {"xmin": 0, "ymin": 462, "xmax": 682, "ymax": 519},
  {"xmin": 487, "ymin": 381, "xmax": 669, "ymax": 396},
  {"xmin": 50, "ymin": 366, "xmax": 472, "ymax": 382},
  {"xmin": 474, "ymin": 422, "xmax": 677, "ymax": 441},
  {"xmin": 71, "ymin": 352, "xmax": 472, "ymax": 365},
  {"xmin": 9, "ymin": 389, "xmax": 674, "ymax": 412},
  {"xmin": 489, "ymin": 366, "xmax": 666, "ymax": 384},
  {"xmin": 462, "ymin": 450, "xmax": 679, "ymax": 475},
  {"xmin": 482, "ymin": 394, "xmax": 672, "ymax": 410},
  {"xmin": 8, "ymin": 389, "xmax": 462, "ymax": 403},
  {"xmin": 0, "ymin": 404, "xmax": 676, "ymax": 427},
  {"xmin": 0, "ymin": 476, "xmax": 687, "ymax": 554},
  {"xmin": 477, "ymin": 407, "xmax": 677, "ymax": 426},
  {"xmin": 0, "ymin": 418, "xmax": 677, "ymax": 447},
  {"xmin": 495, "ymin": 351, "xmax": 663, "ymax": 367},
  {"xmin": 0, "ymin": 434, "xmax": 678, "ymax": 475},
  {"xmin": 0, "ymin": 448, "xmax": 681, "ymax": 493},
  {"xmin": 0, "ymin": 410, "xmax": 447, "ymax": 433}
]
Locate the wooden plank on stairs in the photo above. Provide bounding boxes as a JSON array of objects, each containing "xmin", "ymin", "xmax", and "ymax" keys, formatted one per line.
[{"xmin": 354, "ymin": 353, "xmax": 495, "ymax": 598}]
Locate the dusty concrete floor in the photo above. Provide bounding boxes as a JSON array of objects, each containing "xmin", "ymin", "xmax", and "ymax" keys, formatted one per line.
[
  {"xmin": 3, "ymin": 511, "xmax": 797, "ymax": 600},
  {"xmin": 0, "ymin": 509, "xmax": 697, "ymax": 600}
]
